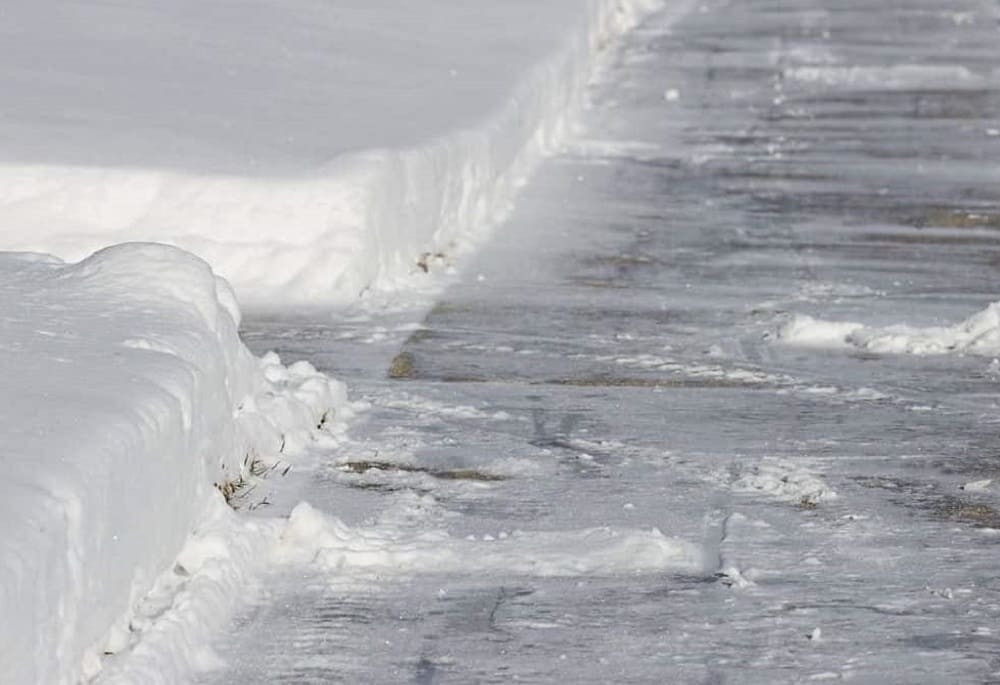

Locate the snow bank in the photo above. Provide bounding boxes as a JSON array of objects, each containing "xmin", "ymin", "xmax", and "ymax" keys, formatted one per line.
[
  {"xmin": 776, "ymin": 303, "xmax": 1000, "ymax": 355},
  {"xmin": 0, "ymin": 244, "xmax": 347, "ymax": 684},
  {"xmin": 0, "ymin": 0, "xmax": 666, "ymax": 307}
]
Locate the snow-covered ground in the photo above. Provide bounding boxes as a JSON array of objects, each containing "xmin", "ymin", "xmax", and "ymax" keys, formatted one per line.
[
  {"xmin": 0, "ymin": 0, "xmax": 663, "ymax": 307},
  {"xmin": 0, "ymin": 1, "xmax": 669, "ymax": 682}
]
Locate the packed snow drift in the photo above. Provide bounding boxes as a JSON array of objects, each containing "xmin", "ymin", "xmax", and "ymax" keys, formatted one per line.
[{"xmin": 0, "ymin": 244, "xmax": 347, "ymax": 683}]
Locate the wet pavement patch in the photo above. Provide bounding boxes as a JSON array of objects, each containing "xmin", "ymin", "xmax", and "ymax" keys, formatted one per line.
[
  {"xmin": 543, "ymin": 376, "xmax": 762, "ymax": 389},
  {"xmin": 340, "ymin": 460, "xmax": 508, "ymax": 483},
  {"xmin": 915, "ymin": 208, "xmax": 1000, "ymax": 230},
  {"xmin": 854, "ymin": 476, "xmax": 1000, "ymax": 528},
  {"xmin": 856, "ymin": 231, "xmax": 1000, "ymax": 246},
  {"xmin": 388, "ymin": 352, "xmax": 417, "ymax": 379}
]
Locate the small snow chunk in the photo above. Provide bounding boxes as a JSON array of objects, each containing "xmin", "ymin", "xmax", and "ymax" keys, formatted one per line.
[
  {"xmin": 808, "ymin": 672, "xmax": 839, "ymax": 681},
  {"xmin": 776, "ymin": 314, "xmax": 862, "ymax": 348},
  {"xmin": 808, "ymin": 627, "xmax": 822, "ymax": 641},
  {"xmin": 733, "ymin": 457, "xmax": 836, "ymax": 504},
  {"xmin": 928, "ymin": 587, "xmax": 954, "ymax": 600},
  {"xmin": 664, "ymin": 88, "xmax": 680, "ymax": 102},
  {"xmin": 716, "ymin": 566, "xmax": 754, "ymax": 589}
]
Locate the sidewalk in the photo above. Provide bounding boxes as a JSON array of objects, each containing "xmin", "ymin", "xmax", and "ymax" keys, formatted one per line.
[{"xmin": 209, "ymin": 0, "xmax": 1000, "ymax": 681}]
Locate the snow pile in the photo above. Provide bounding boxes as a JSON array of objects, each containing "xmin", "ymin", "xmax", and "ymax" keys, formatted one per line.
[
  {"xmin": 731, "ymin": 458, "xmax": 837, "ymax": 504},
  {"xmin": 0, "ymin": 244, "xmax": 347, "ymax": 685},
  {"xmin": 0, "ymin": 0, "xmax": 666, "ymax": 307},
  {"xmin": 775, "ymin": 314, "xmax": 868, "ymax": 349},
  {"xmin": 777, "ymin": 302, "xmax": 1000, "ymax": 355},
  {"xmin": 278, "ymin": 502, "xmax": 705, "ymax": 576}
]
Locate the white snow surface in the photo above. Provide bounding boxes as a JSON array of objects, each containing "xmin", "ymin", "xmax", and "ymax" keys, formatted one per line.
[
  {"xmin": 777, "ymin": 302, "xmax": 1000, "ymax": 355},
  {"xmin": 0, "ymin": 244, "xmax": 348, "ymax": 684},
  {"xmin": 0, "ymin": 0, "xmax": 664, "ymax": 308},
  {"xmin": 278, "ymin": 501, "xmax": 705, "ymax": 577}
]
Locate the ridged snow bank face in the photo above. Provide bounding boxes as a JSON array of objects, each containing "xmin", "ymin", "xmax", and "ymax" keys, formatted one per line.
[
  {"xmin": 0, "ymin": 0, "xmax": 667, "ymax": 307},
  {"xmin": 0, "ymin": 244, "xmax": 347, "ymax": 684}
]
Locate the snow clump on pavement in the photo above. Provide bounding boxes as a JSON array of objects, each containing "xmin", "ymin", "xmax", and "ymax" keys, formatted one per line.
[
  {"xmin": 277, "ymin": 501, "xmax": 706, "ymax": 577},
  {"xmin": 732, "ymin": 458, "xmax": 837, "ymax": 505},
  {"xmin": 777, "ymin": 302, "xmax": 1000, "ymax": 355}
]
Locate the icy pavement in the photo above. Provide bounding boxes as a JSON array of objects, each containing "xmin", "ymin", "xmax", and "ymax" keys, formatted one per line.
[{"xmin": 202, "ymin": 0, "xmax": 1000, "ymax": 682}]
